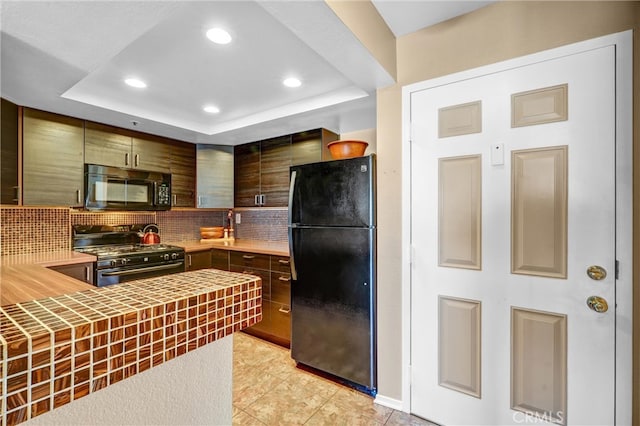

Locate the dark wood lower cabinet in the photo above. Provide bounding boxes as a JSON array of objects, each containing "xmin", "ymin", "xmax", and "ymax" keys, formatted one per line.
[
  {"xmin": 48, "ymin": 263, "xmax": 94, "ymax": 285},
  {"xmin": 227, "ymin": 250, "xmax": 291, "ymax": 347},
  {"xmin": 211, "ymin": 249, "xmax": 230, "ymax": 270},
  {"xmin": 185, "ymin": 250, "xmax": 212, "ymax": 271}
]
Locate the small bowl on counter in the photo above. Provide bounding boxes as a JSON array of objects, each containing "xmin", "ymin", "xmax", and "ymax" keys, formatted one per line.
[{"xmin": 200, "ymin": 226, "xmax": 224, "ymax": 239}]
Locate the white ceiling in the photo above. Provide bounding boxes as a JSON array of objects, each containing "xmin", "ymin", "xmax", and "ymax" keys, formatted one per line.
[{"xmin": 1, "ymin": 1, "xmax": 493, "ymax": 145}]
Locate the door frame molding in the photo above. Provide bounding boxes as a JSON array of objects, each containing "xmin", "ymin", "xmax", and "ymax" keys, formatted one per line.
[{"xmin": 400, "ymin": 30, "xmax": 633, "ymax": 423}]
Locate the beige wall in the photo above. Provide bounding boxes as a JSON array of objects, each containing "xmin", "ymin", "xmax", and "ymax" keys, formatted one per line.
[{"xmin": 375, "ymin": 2, "xmax": 639, "ymax": 421}]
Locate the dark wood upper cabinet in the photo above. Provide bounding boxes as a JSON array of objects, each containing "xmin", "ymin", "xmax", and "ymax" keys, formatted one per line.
[
  {"xmin": 292, "ymin": 129, "xmax": 336, "ymax": 166},
  {"xmin": 84, "ymin": 122, "xmax": 132, "ymax": 168},
  {"xmin": 131, "ymin": 134, "xmax": 171, "ymax": 173},
  {"xmin": 85, "ymin": 121, "xmax": 170, "ymax": 173},
  {"xmin": 1, "ymin": 98, "xmax": 19, "ymax": 204},
  {"xmin": 234, "ymin": 142, "xmax": 261, "ymax": 207},
  {"xmin": 234, "ymin": 129, "xmax": 338, "ymax": 208},
  {"xmin": 22, "ymin": 108, "xmax": 84, "ymax": 206},
  {"xmin": 260, "ymin": 136, "xmax": 291, "ymax": 207},
  {"xmin": 170, "ymin": 141, "xmax": 196, "ymax": 207}
]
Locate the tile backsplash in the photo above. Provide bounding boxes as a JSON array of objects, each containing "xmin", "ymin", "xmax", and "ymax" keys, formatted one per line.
[
  {"xmin": 233, "ymin": 209, "xmax": 287, "ymax": 242},
  {"xmin": 0, "ymin": 207, "xmax": 70, "ymax": 255},
  {"xmin": 0, "ymin": 207, "xmax": 288, "ymax": 256},
  {"xmin": 156, "ymin": 210, "xmax": 225, "ymax": 242}
]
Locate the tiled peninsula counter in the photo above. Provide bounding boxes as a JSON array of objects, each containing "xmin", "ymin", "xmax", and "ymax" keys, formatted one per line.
[{"xmin": 0, "ymin": 268, "xmax": 261, "ymax": 426}]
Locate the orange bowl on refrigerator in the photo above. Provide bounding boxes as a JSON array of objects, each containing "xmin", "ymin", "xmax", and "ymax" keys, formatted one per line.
[{"xmin": 327, "ymin": 140, "xmax": 368, "ymax": 159}]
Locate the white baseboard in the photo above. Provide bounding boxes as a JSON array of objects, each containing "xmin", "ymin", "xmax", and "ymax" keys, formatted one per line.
[{"xmin": 374, "ymin": 394, "xmax": 405, "ymax": 411}]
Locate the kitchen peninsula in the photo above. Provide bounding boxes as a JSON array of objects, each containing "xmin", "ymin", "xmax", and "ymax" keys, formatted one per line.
[{"xmin": 0, "ymin": 263, "xmax": 261, "ymax": 426}]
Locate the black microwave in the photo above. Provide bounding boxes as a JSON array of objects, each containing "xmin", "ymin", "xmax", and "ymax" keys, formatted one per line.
[{"xmin": 85, "ymin": 164, "xmax": 171, "ymax": 211}]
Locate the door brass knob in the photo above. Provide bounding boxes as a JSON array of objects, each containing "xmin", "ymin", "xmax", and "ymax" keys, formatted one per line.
[
  {"xmin": 586, "ymin": 265, "xmax": 607, "ymax": 280},
  {"xmin": 586, "ymin": 296, "xmax": 608, "ymax": 313}
]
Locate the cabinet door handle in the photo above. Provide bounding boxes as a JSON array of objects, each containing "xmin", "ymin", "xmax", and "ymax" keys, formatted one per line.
[
  {"xmin": 260, "ymin": 194, "xmax": 266, "ymax": 205},
  {"xmin": 278, "ymin": 276, "xmax": 291, "ymax": 282},
  {"xmin": 278, "ymin": 306, "xmax": 291, "ymax": 314},
  {"xmin": 188, "ymin": 254, "xmax": 192, "ymax": 267},
  {"xmin": 197, "ymin": 196, "xmax": 202, "ymax": 207},
  {"xmin": 125, "ymin": 152, "xmax": 130, "ymax": 166},
  {"xmin": 242, "ymin": 255, "xmax": 255, "ymax": 260},
  {"xmin": 254, "ymin": 195, "xmax": 260, "ymax": 205},
  {"xmin": 172, "ymin": 194, "xmax": 177, "ymax": 206},
  {"xmin": 12, "ymin": 186, "xmax": 20, "ymax": 203},
  {"xmin": 76, "ymin": 189, "xmax": 82, "ymax": 204},
  {"xmin": 85, "ymin": 265, "xmax": 91, "ymax": 282},
  {"xmin": 135, "ymin": 154, "xmax": 140, "ymax": 167},
  {"xmin": 278, "ymin": 259, "xmax": 290, "ymax": 265}
]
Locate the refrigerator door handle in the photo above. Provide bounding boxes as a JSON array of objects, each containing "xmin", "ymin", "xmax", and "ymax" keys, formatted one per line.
[{"xmin": 288, "ymin": 170, "xmax": 298, "ymax": 280}]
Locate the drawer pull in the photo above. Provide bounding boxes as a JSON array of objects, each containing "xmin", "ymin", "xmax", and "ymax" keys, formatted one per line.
[
  {"xmin": 242, "ymin": 255, "xmax": 256, "ymax": 260},
  {"xmin": 278, "ymin": 276, "xmax": 291, "ymax": 282},
  {"xmin": 278, "ymin": 259, "xmax": 290, "ymax": 265},
  {"xmin": 278, "ymin": 307, "xmax": 291, "ymax": 314},
  {"xmin": 242, "ymin": 270, "xmax": 254, "ymax": 275}
]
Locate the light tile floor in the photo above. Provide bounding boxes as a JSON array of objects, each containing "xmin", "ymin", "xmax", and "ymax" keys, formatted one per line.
[{"xmin": 233, "ymin": 332, "xmax": 436, "ymax": 425}]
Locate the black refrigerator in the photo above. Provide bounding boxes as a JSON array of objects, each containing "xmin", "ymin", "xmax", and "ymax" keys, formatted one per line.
[{"xmin": 288, "ymin": 154, "xmax": 376, "ymax": 394}]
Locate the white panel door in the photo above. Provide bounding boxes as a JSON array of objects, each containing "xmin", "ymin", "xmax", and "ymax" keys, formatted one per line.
[{"xmin": 410, "ymin": 45, "xmax": 616, "ymax": 425}]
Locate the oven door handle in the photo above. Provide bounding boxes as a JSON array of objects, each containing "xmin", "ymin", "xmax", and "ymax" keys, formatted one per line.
[{"xmin": 101, "ymin": 262, "xmax": 183, "ymax": 277}]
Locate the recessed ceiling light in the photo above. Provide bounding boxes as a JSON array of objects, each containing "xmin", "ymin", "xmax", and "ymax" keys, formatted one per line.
[
  {"xmin": 283, "ymin": 77, "xmax": 302, "ymax": 88},
  {"xmin": 206, "ymin": 28, "xmax": 232, "ymax": 44},
  {"xmin": 124, "ymin": 78, "xmax": 147, "ymax": 88},
  {"xmin": 203, "ymin": 105, "xmax": 220, "ymax": 114}
]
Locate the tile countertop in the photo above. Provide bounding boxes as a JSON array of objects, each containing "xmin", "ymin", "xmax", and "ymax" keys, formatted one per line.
[
  {"xmin": 1, "ymin": 252, "xmax": 97, "ymax": 306},
  {"xmin": 0, "ymin": 269, "xmax": 262, "ymax": 426},
  {"xmin": 171, "ymin": 239, "xmax": 289, "ymax": 257}
]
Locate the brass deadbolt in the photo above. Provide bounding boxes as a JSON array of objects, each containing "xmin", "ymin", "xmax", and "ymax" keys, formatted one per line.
[{"xmin": 586, "ymin": 265, "xmax": 607, "ymax": 281}]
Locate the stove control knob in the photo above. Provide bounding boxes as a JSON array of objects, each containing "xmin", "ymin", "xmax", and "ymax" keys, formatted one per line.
[
  {"xmin": 163, "ymin": 254, "xmax": 170, "ymax": 261},
  {"xmin": 110, "ymin": 260, "xmax": 117, "ymax": 267},
  {"xmin": 171, "ymin": 253, "xmax": 178, "ymax": 260},
  {"xmin": 121, "ymin": 258, "xmax": 129, "ymax": 265}
]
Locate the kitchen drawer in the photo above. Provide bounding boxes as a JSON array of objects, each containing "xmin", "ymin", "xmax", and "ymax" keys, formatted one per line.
[
  {"xmin": 270, "ymin": 302, "xmax": 291, "ymax": 342},
  {"xmin": 230, "ymin": 265, "xmax": 271, "ymax": 300},
  {"xmin": 270, "ymin": 256, "xmax": 291, "ymax": 273},
  {"xmin": 230, "ymin": 251, "xmax": 270, "ymax": 270},
  {"xmin": 271, "ymin": 271, "xmax": 291, "ymax": 305},
  {"xmin": 210, "ymin": 249, "xmax": 229, "ymax": 270},
  {"xmin": 185, "ymin": 250, "xmax": 211, "ymax": 271}
]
